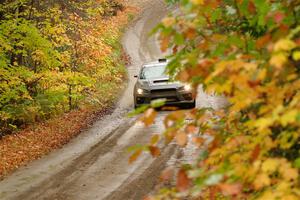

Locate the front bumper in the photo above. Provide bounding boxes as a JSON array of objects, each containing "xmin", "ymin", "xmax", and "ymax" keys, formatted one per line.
[{"xmin": 134, "ymin": 89, "xmax": 194, "ymax": 106}]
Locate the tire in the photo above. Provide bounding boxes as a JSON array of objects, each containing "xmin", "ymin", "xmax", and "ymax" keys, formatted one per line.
[
  {"xmin": 134, "ymin": 97, "xmax": 137, "ymax": 109},
  {"xmin": 134, "ymin": 100, "xmax": 139, "ymax": 109},
  {"xmin": 186, "ymin": 101, "xmax": 196, "ymax": 109}
]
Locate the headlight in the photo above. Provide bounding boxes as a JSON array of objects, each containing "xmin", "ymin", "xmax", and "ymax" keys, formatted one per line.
[
  {"xmin": 137, "ymin": 88, "xmax": 144, "ymax": 95},
  {"xmin": 183, "ymin": 84, "xmax": 192, "ymax": 91}
]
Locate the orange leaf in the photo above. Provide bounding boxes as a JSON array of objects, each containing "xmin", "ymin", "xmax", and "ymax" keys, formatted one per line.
[
  {"xmin": 173, "ymin": 45, "xmax": 178, "ymax": 54},
  {"xmin": 198, "ymin": 40, "xmax": 209, "ymax": 50},
  {"xmin": 129, "ymin": 149, "xmax": 142, "ymax": 164},
  {"xmin": 210, "ymin": 186, "xmax": 217, "ymax": 200},
  {"xmin": 176, "ymin": 169, "xmax": 190, "ymax": 192},
  {"xmin": 149, "ymin": 146, "xmax": 161, "ymax": 157},
  {"xmin": 295, "ymin": 38, "xmax": 300, "ymax": 45},
  {"xmin": 256, "ymin": 34, "xmax": 271, "ymax": 49},
  {"xmin": 192, "ymin": 137, "xmax": 205, "ymax": 147},
  {"xmin": 185, "ymin": 124, "xmax": 197, "ymax": 134},
  {"xmin": 208, "ymin": 137, "xmax": 220, "ymax": 152},
  {"xmin": 248, "ymin": 1, "xmax": 256, "ymax": 14},
  {"xmin": 250, "ymin": 144, "xmax": 260, "ymax": 162},
  {"xmin": 185, "ymin": 28, "xmax": 197, "ymax": 39},
  {"xmin": 140, "ymin": 108, "xmax": 157, "ymax": 127},
  {"xmin": 164, "ymin": 111, "xmax": 185, "ymax": 128},
  {"xmin": 160, "ymin": 36, "xmax": 170, "ymax": 52},
  {"xmin": 161, "ymin": 106, "xmax": 179, "ymax": 111},
  {"xmin": 219, "ymin": 183, "xmax": 242, "ymax": 196},
  {"xmin": 176, "ymin": 132, "xmax": 188, "ymax": 146},
  {"xmin": 176, "ymin": 69, "xmax": 190, "ymax": 82}
]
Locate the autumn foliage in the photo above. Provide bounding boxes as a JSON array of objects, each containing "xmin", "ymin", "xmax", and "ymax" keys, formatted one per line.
[
  {"xmin": 0, "ymin": 0, "xmax": 136, "ymax": 135},
  {"xmin": 0, "ymin": 0, "xmax": 137, "ymax": 177},
  {"xmin": 138, "ymin": 0, "xmax": 300, "ymax": 199}
]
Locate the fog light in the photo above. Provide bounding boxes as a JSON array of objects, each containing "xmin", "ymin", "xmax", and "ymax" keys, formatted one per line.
[
  {"xmin": 184, "ymin": 84, "xmax": 192, "ymax": 91},
  {"xmin": 137, "ymin": 88, "xmax": 143, "ymax": 95}
]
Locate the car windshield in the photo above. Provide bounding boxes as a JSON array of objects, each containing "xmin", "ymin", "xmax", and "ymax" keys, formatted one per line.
[{"xmin": 140, "ymin": 64, "xmax": 167, "ymax": 79}]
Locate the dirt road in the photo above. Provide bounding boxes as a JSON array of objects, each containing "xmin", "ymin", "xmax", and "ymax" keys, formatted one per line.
[
  {"xmin": 0, "ymin": 1, "xmax": 225, "ymax": 199},
  {"xmin": 0, "ymin": 1, "xmax": 176, "ymax": 200}
]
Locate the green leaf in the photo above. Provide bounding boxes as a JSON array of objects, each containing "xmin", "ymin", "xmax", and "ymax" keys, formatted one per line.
[
  {"xmin": 151, "ymin": 98, "xmax": 166, "ymax": 108},
  {"xmin": 174, "ymin": 33, "xmax": 185, "ymax": 45},
  {"xmin": 204, "ymin": 174, "xmax": 224, "ymax": 186},
  {"xmin": 294, "ymin": 158, "xmax": 300, "ymax": 169},
  {"xmin": 127, "ymin": 105, "xmax": 149, "ymax": 117}
]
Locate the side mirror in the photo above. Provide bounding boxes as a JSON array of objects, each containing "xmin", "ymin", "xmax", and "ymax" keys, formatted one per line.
[{"xmin": 134, "ymin": 75, "xmax": 138, "ymax": 78}]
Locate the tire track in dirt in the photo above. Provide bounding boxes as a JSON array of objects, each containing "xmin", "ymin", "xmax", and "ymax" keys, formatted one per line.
[{"xmin": 0, "ymin": 1, "xmax": 179, "ymax": 200}]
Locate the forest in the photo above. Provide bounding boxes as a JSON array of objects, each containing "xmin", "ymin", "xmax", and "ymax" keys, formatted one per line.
[
  {"xmin": 0, "ymin": 0, "xmax": 129, "ymax": 135},
  {"xmin": 1, "ymin": 0, "xmax": 300, "ymax": 199}
]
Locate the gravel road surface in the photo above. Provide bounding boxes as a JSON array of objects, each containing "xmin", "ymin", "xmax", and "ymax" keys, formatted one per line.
[{"xmin": 0, "ymin": 1, "xmax": 225, "ymax": 199}]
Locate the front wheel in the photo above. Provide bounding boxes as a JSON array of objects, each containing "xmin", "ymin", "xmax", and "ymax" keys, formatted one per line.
[
  {"xmin": 134, "ymin": 97, "xmax": 137, "ymax": 109},
  {"xmin": 186, "ymin": 101, "xmax": 196, "ymax": 109}
]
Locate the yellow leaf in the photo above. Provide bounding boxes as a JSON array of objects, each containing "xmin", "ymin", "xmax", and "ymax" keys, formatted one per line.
[
  {"xmin": 190, "ymin": 0, "xmax": 204, "ymax": 5},
  {"xmin": 292, "ymin": 51, "xmax": 300, "ymax": 61},
  {"xmin": 284, "ymin": 195, "xmax": 299, "ymax": 200},
  {"xmin": 274, "ymin": 39, "xmax": 296, "ymax": 52},
  {"xmin": 150, "ymin": 134, "xmax": 160, "ymax": 145},
  {"xmin": 257, "ymin": 68, "xmax": 267, "ymax": 81},
  {"xmin": 211, "ymin": 34, "xmax": 226, "ymax": 42},
  {"xmin": 269, "ymin": 53, "xmax": 288, "ymax": 69},
  {"xmin": 262, "ymin": 158, "xmax": 279, "ymax": 173},
  {"xmin": 276, "ymin": 181, "xmax": 290, "ymax": 192},
  {"xmin": 257, "ymin": 190, "xmax": 277, "ymax": 200},
  {"xmin": 281, "ymin": 167, "xmax": 298, "ymax": 181},
  {"xmin": 162, "ymin": 17, "xmax": 176, "ymax": 27},
  {"xmin": 253, "ymin": 160, "xmax": 262, "ymax": 172},
  {"xmin": 254, "ymin": 118, "xmax": 273, "ymax": 131},
  {"xmin": 280, "ymin": 110, "xmax": 298, "ymax": 126},
  {"xmin": 244, "ymin": 62, "xmax": 258, "ymax": 71},
  {"xmin": 254, "ymin": 173, "xmax": 271, "ymax": 189}
]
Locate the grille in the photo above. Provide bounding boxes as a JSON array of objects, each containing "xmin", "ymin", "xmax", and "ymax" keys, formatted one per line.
[
  {"xmin": 151, "ymin": 88, "xmax": 176, "ymax": 92},
  {"xmin": 153, "ymin": 80, "xmax": 169, "ymax": 84},
  {"xmin": 151, "ymin": 88, "xmax": 177, "ymax": 96},
  {"xmin": 151, "ymin": 97, "xmax": 178, "ymax": 102}
]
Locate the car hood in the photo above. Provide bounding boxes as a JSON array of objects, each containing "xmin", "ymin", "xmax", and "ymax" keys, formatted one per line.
[{"xmin": 137, "ymin": 77, "xmax": 183, "ymax": 90}]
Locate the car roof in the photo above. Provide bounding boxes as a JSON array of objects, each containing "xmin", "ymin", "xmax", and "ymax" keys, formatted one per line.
[{"xmin": 143, "ymin": 59, "xmax": 168, "ymax": 68}]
